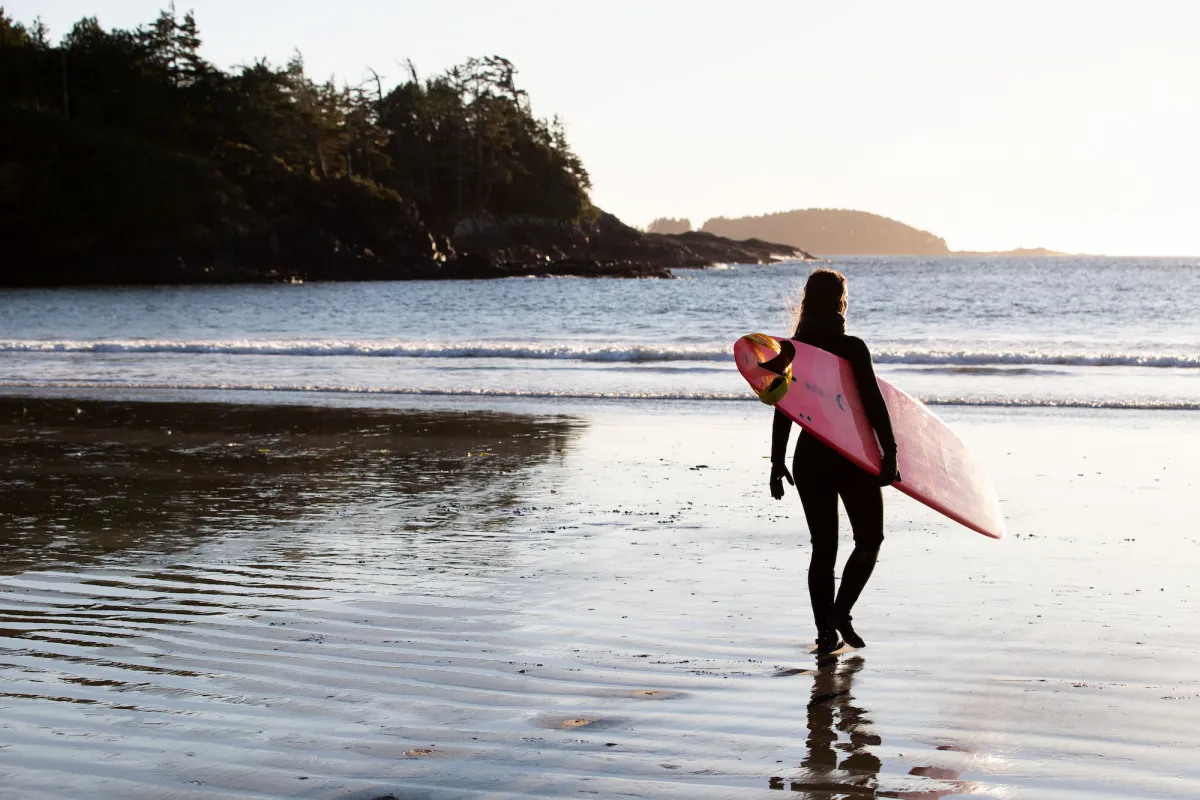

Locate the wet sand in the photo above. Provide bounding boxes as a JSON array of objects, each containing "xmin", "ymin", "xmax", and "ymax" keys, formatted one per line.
[{"xmin": 1, "ymin": 398, "xmax": 1198, "ymax": 798}]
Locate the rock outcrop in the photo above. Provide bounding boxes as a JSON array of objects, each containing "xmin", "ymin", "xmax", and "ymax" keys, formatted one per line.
[{"xmin": 434, "ymin": 211, "xmax": 810, "ymax": 280}]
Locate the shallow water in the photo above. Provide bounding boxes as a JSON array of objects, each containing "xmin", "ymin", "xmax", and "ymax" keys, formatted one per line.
[
  {"xmin": 0, "ymin": 398, "xmax": 576, "ymax": 575},
  {"xmin": 2, "ymin": 257, "xmax": 1198, "ymax": 410},
  {"xmin": 2, "ymin": 400, "xmax": 1198, "ymax": 798}
]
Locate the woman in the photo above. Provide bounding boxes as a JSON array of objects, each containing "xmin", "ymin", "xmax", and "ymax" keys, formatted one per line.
[{"xmin": 770, "ymin": 269, "xmax": 900, "ymax": 654}]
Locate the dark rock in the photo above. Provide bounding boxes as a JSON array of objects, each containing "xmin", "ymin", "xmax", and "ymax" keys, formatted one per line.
[
  {"xmin": 443, "ymin": 210, "xmax": 808, "ymax": 280},
  {"xmin": 658, "ymin": 230, "xmax": 816, "ymax": 263}
]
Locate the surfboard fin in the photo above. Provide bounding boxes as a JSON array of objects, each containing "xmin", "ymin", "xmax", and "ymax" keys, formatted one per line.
[{"xmin": 758, "ymin": 339, "xmax": 796, "ymax": 376}]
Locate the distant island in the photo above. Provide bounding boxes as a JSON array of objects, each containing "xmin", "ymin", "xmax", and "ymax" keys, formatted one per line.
[
  {"xmin": 700, "ymin": 210, "xmax": 950, "ymax": 255},
  {"xmin": 0, "ymin": 9, "xmax": 801, "ymax": 287},
  {"xmin": 650, "ymin": 212, "xmax": 1063, "ymax": 257}
]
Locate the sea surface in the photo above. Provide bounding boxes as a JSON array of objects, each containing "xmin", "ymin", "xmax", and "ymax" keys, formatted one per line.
[
  {"xmin": 1, "ymin": 256, "xmax": 1198, "ymax": 410},
  {"xmin": 2, "ymin": 257, "xmax": 1200, "ymax": 799}
]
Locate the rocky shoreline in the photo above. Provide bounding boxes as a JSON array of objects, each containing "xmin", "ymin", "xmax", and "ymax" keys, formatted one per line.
[
  {"xmin": 1, "ymin": 210, "xmax": 811, "ymax": 288},
  {"xmin": 434, "ymin": 212, "xmax": 812, "ymax": 281}
]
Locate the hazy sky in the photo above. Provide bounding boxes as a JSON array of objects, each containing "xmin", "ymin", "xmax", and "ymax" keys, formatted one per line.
[{"xmin": 13, "ymin": 0, "xmax": 1200, "ymax": 254}]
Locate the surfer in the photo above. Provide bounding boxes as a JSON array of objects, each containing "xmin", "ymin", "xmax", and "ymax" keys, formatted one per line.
[{"xmin": 769, "ymin": 269, "xmax": 900, "ymax": 654}]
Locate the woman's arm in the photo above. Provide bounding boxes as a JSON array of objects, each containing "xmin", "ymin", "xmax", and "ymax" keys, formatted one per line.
[
  {"xmin": 772, "ymin": 407, "xmax": 793, "ymax": 465},
  {"xmin": 769, "ymin": 408, "xmax": 794, "ymax": 499},
  {"xmin": 847, "ymin": 338, "xmax": 899, "ymax": 484}
]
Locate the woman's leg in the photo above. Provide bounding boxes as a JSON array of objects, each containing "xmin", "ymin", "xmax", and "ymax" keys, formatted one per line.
[
  {"xmin": 795, "ymin": 438, "xmax": 840, "ymax": 634},
  {"xmin": 832, "ymin": 472, "xmax": 884, "ymax": 622}
]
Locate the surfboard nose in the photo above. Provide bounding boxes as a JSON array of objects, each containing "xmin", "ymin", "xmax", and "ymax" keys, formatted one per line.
[{"xmin": 735, "ymin": 334, "xmax": 795, "ymax": 406}]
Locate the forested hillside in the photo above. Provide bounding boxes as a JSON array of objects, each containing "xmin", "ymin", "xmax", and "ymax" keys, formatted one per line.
[{"xmin": 1, "ymin": 7, "xmax": 797, "ymax": 285}]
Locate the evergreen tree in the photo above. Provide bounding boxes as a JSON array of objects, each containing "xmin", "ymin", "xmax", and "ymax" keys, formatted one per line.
[{"xmin": 0, "ymin": 6, "xmax": 598, "ymax": 285}]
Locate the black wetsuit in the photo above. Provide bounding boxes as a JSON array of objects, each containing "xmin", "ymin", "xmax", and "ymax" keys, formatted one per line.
[{"xmin": 771, "ymin": 316, "xmax": 896, "ymax": 633}]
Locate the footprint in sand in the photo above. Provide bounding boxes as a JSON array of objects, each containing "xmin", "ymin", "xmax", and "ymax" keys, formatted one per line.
[{"xmin": 532, "ymin": 713, "xmax": 624, "ymax": 731}]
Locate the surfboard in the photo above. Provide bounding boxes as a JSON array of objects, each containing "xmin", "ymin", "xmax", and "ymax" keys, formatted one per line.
[{"xmin": 735, "ymin": 334, "xmax": 1004, "ymax": 539}]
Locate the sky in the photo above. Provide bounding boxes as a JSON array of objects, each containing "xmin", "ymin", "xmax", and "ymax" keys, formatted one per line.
[{"xmin": 12, "ymin": 0, "xmax": 1200, "ymax": 255}]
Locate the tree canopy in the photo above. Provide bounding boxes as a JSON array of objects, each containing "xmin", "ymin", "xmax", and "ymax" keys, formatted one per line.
[
  {"xmin": 0, "ymin": 5, "xmax": 595, "ymax": 284},
  {"xmin": 646, "ymin": 217, "xmax": 692, "ymax": 235}
]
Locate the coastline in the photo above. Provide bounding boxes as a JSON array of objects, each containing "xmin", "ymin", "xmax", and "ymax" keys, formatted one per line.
[
  {"xmin": 0, "ymin": 212, "xmax": 812, "ymax": 289},
  {"xmin": 1, "ymin": 394, "xmax": 1197, "ymax": 798}
]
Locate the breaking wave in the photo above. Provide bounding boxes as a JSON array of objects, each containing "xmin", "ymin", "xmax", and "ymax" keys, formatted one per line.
[{"xmin": 1, "ymin": 339, "xmax": 1197, "ymax": 368}]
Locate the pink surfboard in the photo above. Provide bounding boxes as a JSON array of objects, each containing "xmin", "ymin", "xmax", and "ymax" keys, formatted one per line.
[{"xmin": 735, "ymin": 334, "xmax": 1004, "ymax": 539}]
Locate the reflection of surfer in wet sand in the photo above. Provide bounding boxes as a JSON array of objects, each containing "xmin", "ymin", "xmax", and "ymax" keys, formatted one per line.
[
  {"xmin": 772, "ymin": 655, "xmax": 965, "ymax": 798},
  {"xmin": 803, "ymin": 655, "xmax": 880, "ymax": 779},
  {"xmin": 770, "ymin": 269, "xmax": 900, "ymax": 654}
]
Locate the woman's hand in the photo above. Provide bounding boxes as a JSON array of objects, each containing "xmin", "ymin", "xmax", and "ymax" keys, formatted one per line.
[
  {"xmin": 878, "ymin": 452, "xmax": 902, "ymax": 486},
  {"xmin": 770, "ymin": 462, "xmax": 794, "ymax": 499}
]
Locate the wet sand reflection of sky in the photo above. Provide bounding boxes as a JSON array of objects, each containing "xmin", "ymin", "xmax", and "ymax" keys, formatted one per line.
[{"xmin": 0, "ymin": 398, "xmax": 579, "ymax": 575}]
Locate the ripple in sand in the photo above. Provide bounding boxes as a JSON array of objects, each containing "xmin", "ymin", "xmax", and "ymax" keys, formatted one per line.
[
  {"xmin": 629, "ymin": 688, "xmax": 683, "ymax": 700},
  {"xmin": 587, "ymin": 687, "xmax": 686, "ymax": 700},
  {"xmin": 772, "ymin": 667, "xmax": 816, "ymax": 678}
]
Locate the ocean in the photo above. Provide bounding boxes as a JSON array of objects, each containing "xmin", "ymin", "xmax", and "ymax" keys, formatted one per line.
[
  {"xmin": 2, "ymin": 256, "xmax": 1199, "ymax": 799},
  {"xmin": 2, "ymin": 256, "xmax": 1197, "ymax": 411}
]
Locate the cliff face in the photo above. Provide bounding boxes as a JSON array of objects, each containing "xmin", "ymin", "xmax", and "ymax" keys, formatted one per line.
[{"xmin": 701, "ymin": 209, "xmax": 949, "ymax": 256}]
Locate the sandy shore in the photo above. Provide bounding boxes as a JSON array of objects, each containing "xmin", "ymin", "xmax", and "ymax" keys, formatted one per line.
[{"xmin": 0, "ymin": 397, "xmax": 1197, "ymax": 798}]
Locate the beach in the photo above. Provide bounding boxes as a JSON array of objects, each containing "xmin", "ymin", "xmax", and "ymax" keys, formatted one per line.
[
  {"xmin": 6, "ymin": 5, "xmax": 1200, "ymax": 794},
  {"xmin": 2, "ymin": 395, "xmax": 1198, "ymax": 799}
]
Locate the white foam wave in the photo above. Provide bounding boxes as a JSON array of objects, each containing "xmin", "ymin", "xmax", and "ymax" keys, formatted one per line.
[
  {"xmin": 0, "ymin": 339, "xmax": 721, "ymax": 363},
  {"xmin": 1, "ymin": 339, "xmax": 1196, "ymax": 368},
  {"xmin": 918, "ymin": 396, "xmax": 1200, "ymax": 411},
  {"xmin": 2, "ymin": 380, "xmax": 1197, "ymax": 410},
  {"xmin": 872, "ymin": 350, "xmax": 1200, "ymax": 369}
]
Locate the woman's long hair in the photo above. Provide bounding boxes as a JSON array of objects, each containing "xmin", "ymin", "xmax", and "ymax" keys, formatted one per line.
[{"xmin": 790, "ymin": 268, "xmax": 848, "ymax": 336}]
